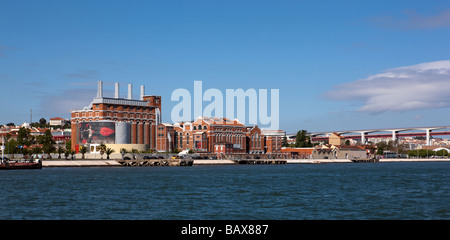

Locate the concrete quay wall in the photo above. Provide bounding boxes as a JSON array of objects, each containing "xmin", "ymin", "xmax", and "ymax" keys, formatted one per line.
[
  {"xmin": 43, "ymin": 160, "xmax": 122, "ymax": 167},
  {"xmin": 42, "ymin": 158, "xmax": 450, "ymax": 167}
]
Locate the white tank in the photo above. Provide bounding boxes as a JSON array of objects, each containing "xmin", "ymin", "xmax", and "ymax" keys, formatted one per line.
[{"xmin": 115, "ymin": 122, "xmax": 131, "ymax": 144}]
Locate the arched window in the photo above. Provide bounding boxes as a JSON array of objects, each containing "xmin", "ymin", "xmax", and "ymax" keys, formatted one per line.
[
  {"xmin": 186, "ymin": 133, "xmax": 189, "ymax": 144},
  {"xmin": 193, "ymin": 126, "xmax": 197, "ymax": 130},
  {"xmin": 203, "ymin": 125, "xmax": 207, "ymax": 130},
  {"xmin": 198, "ymin": 124, "xmax": 202, "ymax": 130}
]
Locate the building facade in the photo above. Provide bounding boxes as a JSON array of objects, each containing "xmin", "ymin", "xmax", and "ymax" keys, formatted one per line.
[
  {"xmin": 70, "ymin": 81, "xmax": 161, "ymax": 152},
  {"xmin": 156, "ymin": 116, "xmax": 284, "ymax": 155}
]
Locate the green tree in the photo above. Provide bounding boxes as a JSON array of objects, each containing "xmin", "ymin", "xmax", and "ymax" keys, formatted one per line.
[
  {"xmin": 376, "ymin": 142, "xmax": 387, "ymax": 155},
  {"xmin": 281, "ymin": 136, "xmax": 288, "ymax": 147},
  {"xmin": 39, "ymin": 118, "xmax": 47, "ymax": 125},
  {"xmin": 57, "ymin": 146, "xmax": 64, "ymax": 159},
  {"xmin": 120, "ymin": 148, "xmax": 128, "ymax": 159},
  {"xmin": 39, "ymin": 129, "xmax": 55, "ymax": 159},
  {"xmin": 65, "ymin": 140, "xmax": 72, "ymax": 151},
  {"xmin": 22, "ymin": 148, "xmax": 30, "ymax": 159},
  {"xmin": 105, "ymin": 148, "xmax": 115, "ymax": 159},
  {"xmin": 32, "ymin": 147, "xmax": 42, "ymax": 156},
  {"xmin": 5, "ymin": 139, "xmax": 18, "ymax": 158},
  {"xmin": 79, "ymin": 146, "xmax": 88, "ymax": 159},
  {"xmin": 17, "ymin": 127, "xmax": 33, "ymax": 148},
  {"xmin": 295, "ymin": 130, "xmax": 312, "ymax": 147},
  {"xmin": 99, "ymin": 143, "xmax": 106, "ymax": 159}
]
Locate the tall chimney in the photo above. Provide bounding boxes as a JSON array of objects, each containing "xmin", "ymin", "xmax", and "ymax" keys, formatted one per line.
[
  {"xmin": 97, "ymin": 81, "xmax": 103, "ymax": 98},
  {"xmin": 114, "ymin": 83, "xmax": 120, "ymax": 98},
  {"xmin": 127, "ymin": 84, "xmax": 132, "ymax": 99},
  {"xmin": 140, "ymin": 85, "xmax": 145, "ymax": 100}
]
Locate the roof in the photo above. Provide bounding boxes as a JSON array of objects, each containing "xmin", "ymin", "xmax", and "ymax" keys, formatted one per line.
[
  {"xmin": 281, "ymin": 147, "xmax": 314, "ymax": 154},
  {"xmin": 193, "ymin": 116, "xmax": 246, "ymax": 126},
  {"xmin": 331, "ymin": 132, "xmax": 345, "ymax": 138},
  {"xmin": 50, "ymin": 117, "xmax": 66, "ymax": 120}
]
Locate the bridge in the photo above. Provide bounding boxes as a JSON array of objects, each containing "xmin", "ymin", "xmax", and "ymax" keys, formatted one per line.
[{"xmin": 287, "ymin": 126, "xmax": 450, "ymax": 146}]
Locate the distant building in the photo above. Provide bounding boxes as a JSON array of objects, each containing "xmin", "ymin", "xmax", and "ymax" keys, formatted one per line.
[
  {"xmin": 312, "ymin": 145, "xmax": 367, "ymax": 159},
  {"xmin": 281, "ymin": 147, "xmax": 314, "ymax": 159},
  {"xmin": 262, "ymin": 130, "xmax": 285, "ymax": 155},
  {"xmin": 156, "ymin": 116, "xmax": 271, "ymax": 155},
  {"xmin": 49, "ymin": 117, "xmax": 69, "ymax": 126},
  {"xmin": 329, "ymin": 132, "xmax": 345, "ymax": 146}
]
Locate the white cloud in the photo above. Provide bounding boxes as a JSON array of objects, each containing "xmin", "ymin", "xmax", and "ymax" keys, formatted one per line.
[{"xmin": 326, "ymin": 60, "xmax": 450, "ymax": 113}]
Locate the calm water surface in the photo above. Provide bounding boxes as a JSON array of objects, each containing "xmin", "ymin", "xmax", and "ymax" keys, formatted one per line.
[{"xmin": 1, "ymin": 162, "xmax": 449, "ymax": 219}]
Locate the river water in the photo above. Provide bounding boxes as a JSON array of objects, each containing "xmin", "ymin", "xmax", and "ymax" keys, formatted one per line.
[{"xmin": 1, "ymin": 162, "xmax": 449, "ymax": 220}]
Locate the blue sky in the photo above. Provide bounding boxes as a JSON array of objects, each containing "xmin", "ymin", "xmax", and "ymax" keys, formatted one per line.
[{"xmin": 1, "ymin": 0, "xmax": 450, "ymax": 133}]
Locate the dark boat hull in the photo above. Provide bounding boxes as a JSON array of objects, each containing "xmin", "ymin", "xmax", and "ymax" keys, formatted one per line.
[{"xmin": 0, "ymin": 162, "xmax": 42, "ymax": 170}]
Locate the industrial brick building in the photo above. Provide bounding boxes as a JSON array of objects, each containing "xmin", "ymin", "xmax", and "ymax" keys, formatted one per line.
[
  {"xmin": 70, "ymin": 81, "xmax": 161, "ymax": 153},
  {"xmin": 156, "ymin": 116, "xmax": 285, "ymax": 156},
  {"xmin": 70, "ymin": 81, "xmax": 286, "ymax": 156}
]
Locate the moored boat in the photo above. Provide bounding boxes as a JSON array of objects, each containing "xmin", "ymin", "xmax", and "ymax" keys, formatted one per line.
[{"xmin": 0, "ymin": 159, "xmax": 42, "ymax": 170}]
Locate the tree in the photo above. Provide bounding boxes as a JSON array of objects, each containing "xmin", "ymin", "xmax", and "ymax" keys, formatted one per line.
[
  {"xmin": 22, "ymin": 148, "xmax": 30, "ymax": 159},
  {"xmin": 39, "ymin": 118, "xmax": 47, "ymax": 125},
  {"xmin": 39, "ymin": 129, "xmax": 55, "ymax": 159},
  {"xmin": 5, "ymin": 139, "xmax": 18, "ymax": 158},
  {"xmin": 70, "ymin": 150, "xmax": 76, "ymax": 160},
  {"xmin": 295, "ymin": 130, "xmax": 312, "ymax": 147},
  {"xmin": 120, "ymin": 148, "xmax": 128, "ymax": 159},
  {"xmin": 17, "ymin": 127, "xmax": 33, "ymax": 148},
  {"xmin": 131, "ymin": 148, "xmax": 139, "ymax": 159},
  {"xmin": 32, "ymin": 147, "xmax": 42, "ymax": 156},
  {"xmin": 99, "ymin": 143, "xmax": 106, "ymax": 159},
  {"xmin": 65, "ymin": 140, "xmax": 71, "ymax": 150},
  {"xmin": 57, "ymin": 146, "xmax": 64, "ymax": 159},
  {"xmin": 281, "ymin": 136, "xmax": 288, "ymax": 147},
  {"xmin": 376, "ymin": 142, "xmax": 387, "ymax": 155},
  {"xmin": 79, "ymin": 146, "xmax": 87, "ymax": 159},
  {"xmin": 105, "ymin": 148, "xmax": 115, "ymax": 159}
]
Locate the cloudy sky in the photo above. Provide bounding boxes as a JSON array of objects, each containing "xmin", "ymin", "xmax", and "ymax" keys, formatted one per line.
[{"xmin": 1, "ymin": 0, "xmax": 450, "ymax": 133}]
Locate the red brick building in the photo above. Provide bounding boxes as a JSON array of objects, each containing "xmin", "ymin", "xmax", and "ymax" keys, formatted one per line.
[
  {"xmin": 156, "ymin": 116, "xmax": 284, "ymax": 155},
  {"xmin": 71, "ymin": 81, "xmax": 161, "ymax": 152}
]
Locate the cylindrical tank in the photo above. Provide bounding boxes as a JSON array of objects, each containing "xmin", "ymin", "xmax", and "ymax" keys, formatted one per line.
[{"xmin": 115, "ymin": 122, "xmax": 131, "ymax": 144}]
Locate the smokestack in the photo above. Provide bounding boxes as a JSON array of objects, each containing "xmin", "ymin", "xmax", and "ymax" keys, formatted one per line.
[
  {"xmin": 127, "ymin": 84, "xmax": 132, "ymax": 99},
  {"xmin": 97, "ymin": 81, "xmax": 103, "ymax": 98},
  {"xmin": 140, "ymin": 85, "xmax": 145, "ymax": 100},
  {"xmin": 114, "ymin": 83, "xmax": 120, "ymax": 98}
]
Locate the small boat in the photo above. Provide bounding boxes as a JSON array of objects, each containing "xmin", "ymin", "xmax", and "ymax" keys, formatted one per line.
[{"xmin": 0, "ymin": 159, "xmax": 42, "ymax": 170}]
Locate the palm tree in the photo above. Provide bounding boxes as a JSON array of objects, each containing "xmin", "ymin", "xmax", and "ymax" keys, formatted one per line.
[
  {"xmin": 105, "ymin": 148, "xmax": 115, "ymax": 159},
  {"xmin": 70, "ymin": 150, "xmax": 76, "ymax": 160},
  {"xmin": 57, "ymin": 146, "xmax": 64, "ymax": 159},
  {"xmin": 99, "ymin": 143, "xmax": 106, "ymax": 159},
  {"xmin": 79, "ymin": 146, "xmax": 87, "ymax": 159},
  {"xmin": 131, "ymin": 148, "xmax": 139, "ymax": 160},
  {"xmin": 120, "ymin": 148, "xmax": 128, "ymax": 159}
]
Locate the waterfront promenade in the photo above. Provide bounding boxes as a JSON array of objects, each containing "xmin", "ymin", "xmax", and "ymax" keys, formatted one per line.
[{"xmin": 40, "ymin": 158, "xmax": 450, "ymax": 167}]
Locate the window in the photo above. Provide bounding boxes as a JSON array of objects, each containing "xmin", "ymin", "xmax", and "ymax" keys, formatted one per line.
[
  {"xmin": 203, "ymin": 125, "xmax": 207, "ymax": 130},
  {"xmin": 193, "ymin": 126, "xmax": 197, "ymax": 130}
]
